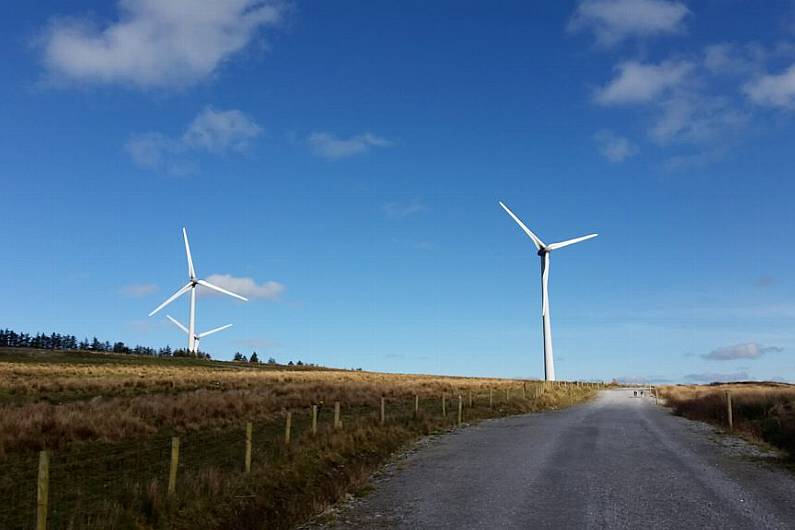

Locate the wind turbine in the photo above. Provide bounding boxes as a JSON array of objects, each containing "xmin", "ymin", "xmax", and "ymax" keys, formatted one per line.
[
  {"xmin": 499, "ymin": 201, "xmax": 597, "ymax": 381},
  {"xmin": 165, "ymin": 315, "xmax": 232, "ymax": 353},
  {"xmin": 148, "ymin": 228, "xmax": 248, "ymax": 353}
]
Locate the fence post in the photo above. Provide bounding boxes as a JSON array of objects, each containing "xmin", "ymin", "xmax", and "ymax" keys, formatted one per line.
[
  {"xmin": 245, "ymin": 422, "xmax": 252, "ymax": 473},
  {"xmin": 506, "ymin": 387, "xmax": 510, "ymax": 402},
  {"xmin": 36, "ymin": 450, "xmax": 49, "ymax": 530},
  {"xmin": 458, "ymin": 395, "xmax": 463, "ymax": 425},
  {"xmin": 469, "ymin": 390, "xmax": 473, "ymax": 408},
  {"xmin": 489, "ymin": 388, "xmax": 493, "ymax": 408},
  {"xmin": 442, "ymin": 393, "xmax": 446, "ymax": 417},
  {"xmin": 168, "ymin": 437, "xmax": 180, "ymax": 496},
  {"xmin": 414, "ymin": 395, "xmax": 419, "ymax": 417},
  {"xmin": 334, "ymin": 402, "xmax": 341, "ymax": 430},
  {"xmin": 726, "ymin": 391, "xmax": 733, "ymax": 432},
  {"xmin": 523, "ymin": 382, "xmax": 527, "ymax": 400},
  {"xmin": 654, "ymin": 388, "xmax": 659, "ymax": 406},
  {"xmin": 312, "ymin": 405, "xmax": 318, "ymax": 435},
  {"xmin": 285, "ymin": 412, "xmax": 293, "ymax": 444},
  {"xmin": 381, "ymin": 396, "xmax": 386, "ymax": 425}
]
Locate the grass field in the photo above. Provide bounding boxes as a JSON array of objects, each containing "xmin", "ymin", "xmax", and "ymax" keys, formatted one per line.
[
  {"xmin": 0, "ymin": 348, "xmax": 599, "ymax": 529},
  {"xmin": 659, "ymin": 383, "xmax": 795, "ymax": 459}
]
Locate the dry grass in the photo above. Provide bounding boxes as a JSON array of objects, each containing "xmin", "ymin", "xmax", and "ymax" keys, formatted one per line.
[
  {"xmin": 659, "ymin": 382, "xmax": 795, "ymax": 457},
  {"xmin": 0, "ymin": 347, "xmax": 599, "ymax": 529}
]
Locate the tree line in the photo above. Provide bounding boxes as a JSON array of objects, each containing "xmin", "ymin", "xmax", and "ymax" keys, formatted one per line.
[{"xmin": 0, "ymin": 327, "xmax": 210, "ymax": 359}]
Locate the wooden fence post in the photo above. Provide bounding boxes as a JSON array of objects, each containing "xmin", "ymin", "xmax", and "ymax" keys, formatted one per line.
[
  {"xmin": 285, "ymin": 412, "xmax": 293, "ymax": 444},
  {"xmin": 442, "ymin": 393, "xmax": 446, "ymax": 417},
  {"xmin": 523, "ymin": 382, "xmax": 527, "ymax": 400},
  {"xmin": 334, "ymin": 402, "xmax": 341, "ymax": 430},
  {"xmin": 245, "ymin": 422, "xmax": 252, "ymax": 473},
  {"xmin": 380, "ymin": 397, "xmax": 386, "ymax": 425},
  {"xmin": 312, "ymin": 405, "xmax": 318, "ymax": 435},
  {"xmin": 36, "ymin": 450, "xmax": 49, "ymax": 530},
  {"xmin": 168, "ymin": 437, "xmax": 180, "ymax": 496},
  {"xmin": 506, "ymin": 387, "xmax": 510, "ymax": 402},
  {"xmin": 458, "ymin": 395, "xmax": 463, "ymax": 425},
  {"xmin": 414, "ymin": 395, "xmax": 419, "ymax": 417},
  {"xmin": 489, "ymin": 388, "xmax": 493, "ymax": 408},
  {"xmin": 469, "ymin": 390, "xmax": 473, "ymax": 408},
  {"xmin": 726, "ymin": 391, "xmax": 733, "ymax": 432}
]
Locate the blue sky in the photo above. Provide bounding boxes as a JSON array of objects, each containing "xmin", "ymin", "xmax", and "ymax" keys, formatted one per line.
[{"xmin": 2, "ymin": 0, "xmax": 795, "ymax": 383}]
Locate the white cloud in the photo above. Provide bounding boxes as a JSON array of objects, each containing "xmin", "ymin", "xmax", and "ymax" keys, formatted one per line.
[
  {"xmin": 182, "ymin": 107, "xmax": 263, "ymax": 153},
  {"xmin": 203, "ymin": 274, "xmax": 285, "ymax": 300},
  {"xmin": 701, "ymin": 343, "xmax": 783, "ymax": 361},
  {"xmin": 595, "ymin": 60, "xmax": 693, "ymax": 105},
  {"xmin": 684, "ymin": 371, "xmax": 749, "ymax": 383},
  {"xmin": 119, "ymin": 283, "xmax": 158, "ymax": 297},
  {"xmin": 382, "ymin": 198, "xmax": 428, "ymax": 219},
  {"xmin": 703, "ymin": 43, "xmax": 765, "ymax": 76},
  {"xmin": 568, "ymin": 0, "xmax": 690, "ymax": 47},
  {"xmin": 40, "ymin": 0, "xmax": 283, "ymax": 89},
  {"xmin": 744, "ymin": 64, "xmax": 795, "ymax": 109},
  {"xmin": 307, "ymin": 132, "xmax": 394, "ymax": 160},
  {"xmin": 125, "ymin": 106, "xmax": 261, "ymax": 173},
  {"xmin": 594, "ymin": 130, "xmax": 638, "ymax": 162},
  {"xmin": 650, "ymin": 94, "xmax": 748, "ymax": 146}
]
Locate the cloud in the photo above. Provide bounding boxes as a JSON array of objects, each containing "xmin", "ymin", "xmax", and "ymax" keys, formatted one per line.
[
  {"xmin": 568, "ymin": 0, "xmax": 690, "ymax": 47},
  {"xmin": 307, "ymin": 132, "xmax": 394, "ymax": 160},
  {"xmin": 382, "ymin": 198, "xmax": 428, "ymax": 219},
  {"xmin": 684, "ymin": 371, "xmax": 750, "ymax": 383},
  {"xmin": 744, "ymin": 64, "xmax": 795, "ymax": 109},
  {"xmin": 39, "ymin": 0, "xmax": 283, "ymax": 89},
  {"xmin": 182, "ymin": 107, "xmax": 263, "ymax": 153},
  {"xmin": 119, "ymin": 283, "xmax": 158, "ymax": 297},
  {"xmin": 650, "ymin": 94, "xmax": 748, "ymax": 146},
  {"xmin": 203, "ymin": 274, "xmax": 285, "ymax": 300},
  {"xmin": 594, "ymin": 130, "xmax": 638, "ymax": 162},
  {"xmin": 592, "ymin": 56, "xmax": 750, "ymax": 165},
  {"xmin": 595, "ymin": 60, "xmax": 693, "ymax": 105},
  {"xmin": 701, "ymin": 343, "xmax": 783, "ymax": 361},
  {"xmin": 125, "ymin": 106, "xmax": 261, "ymax": 173},
  {"xmin": 703, "ymin": 43, "xmax": 765, "ymax": 76}
]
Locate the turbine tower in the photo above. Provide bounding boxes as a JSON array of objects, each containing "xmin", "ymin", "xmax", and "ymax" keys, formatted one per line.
[
  {"xmin": 148, "ymin": 228, "xmax": 248, "ymax": 353},
  {"xmin": 499, "ymin": 202, "xmax": 597, "ymax": 381}
]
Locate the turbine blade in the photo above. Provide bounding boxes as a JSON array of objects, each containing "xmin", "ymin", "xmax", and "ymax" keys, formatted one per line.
[
  {"xmin": 148, "ymin": 283, "xmax": 192, "ymax": 316},
  {"xmin": 183, "ymin": 227, "xmax": 196, "ymax": 279},
  {"xmin": 166, "ymin": 315, "xmax": 189, "ymax": 335},
  {"xmin": 498, "ymin": 201, "xmax": 545, "ymax": 250},
  {"xmin": 547, "ymin": 233, "xmax": 598, "ymax": 251},
  {"xmin": 198, "ymin": 324, "xmax": 233, "ymax": 338},
  {"xmin": 197, "ymin": 279, "xmax": 248, "ymax": 302}
]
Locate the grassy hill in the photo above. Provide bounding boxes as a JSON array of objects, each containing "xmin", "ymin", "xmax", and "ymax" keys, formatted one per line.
[{"xmin": 0, "ymin": 347, "xmax": 598, "ymax": 529}]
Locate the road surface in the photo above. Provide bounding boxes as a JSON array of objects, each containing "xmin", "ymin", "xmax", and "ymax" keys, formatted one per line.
[{"xmin": 319, "ymin": 389, "xmax": 795, "ymax": 529}]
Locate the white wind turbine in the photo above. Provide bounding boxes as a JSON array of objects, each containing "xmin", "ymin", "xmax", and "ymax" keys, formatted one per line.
[
  {"xmin": 148, "ymin": 228, "xmax": 248, "ymax": 353},
  {"xmin": 499, "ymin": 202, "xmax": 597, "ymax": 381}
]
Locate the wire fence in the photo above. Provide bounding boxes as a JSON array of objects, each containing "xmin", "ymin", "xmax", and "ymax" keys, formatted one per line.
[{"xmin": 0, "ymin": 381, "xmax": 604, "ymax": 529}]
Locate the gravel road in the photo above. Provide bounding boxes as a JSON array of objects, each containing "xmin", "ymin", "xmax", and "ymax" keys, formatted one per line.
[{"xmin": 317, "ymin": 388, "xmax": 795, "ymax": 529}]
